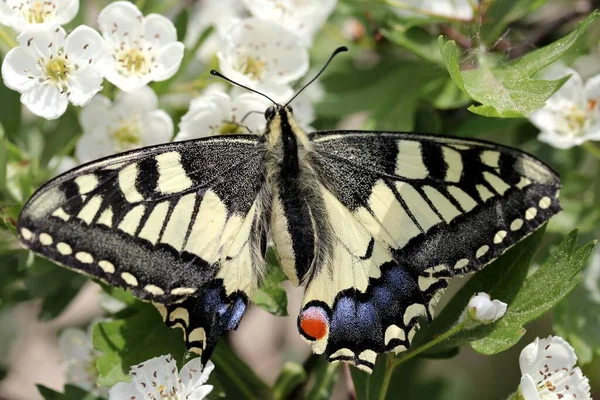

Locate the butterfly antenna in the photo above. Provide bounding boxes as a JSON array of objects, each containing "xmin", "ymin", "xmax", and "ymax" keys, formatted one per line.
[
  {"xmin": 285, "ymin": 46, "xmax": 348, "ymax": 107},
  {"xmin": 210, "ymin": 70, "xmax": 278, "ymax": 105}
]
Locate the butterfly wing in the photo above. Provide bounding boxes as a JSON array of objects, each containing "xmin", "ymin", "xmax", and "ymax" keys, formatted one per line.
[
  {"xmin": 297, "ymin": 131, "xmax": 560, "ymax": 371},
  {"xmin": 17, "ymin": 135, "xmax": 268, "ymax": 360}
]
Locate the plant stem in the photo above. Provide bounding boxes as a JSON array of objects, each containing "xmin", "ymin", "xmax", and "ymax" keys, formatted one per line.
[
  {"xmin": 0, "ymin": 26, "xmax": 17, "ymax": 49},
  {"xmin": 583, "ymin": 142, "xmax": 600, "ymax": 160}
]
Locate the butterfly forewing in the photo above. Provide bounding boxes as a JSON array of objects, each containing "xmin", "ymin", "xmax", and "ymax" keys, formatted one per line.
[
  {"xmin": 295, "ymin": 131, "xmax": 560, "ymax": 371},
  {"xmin": 17, "ymin": 135, "xmax": 269, "ymax": 360}
]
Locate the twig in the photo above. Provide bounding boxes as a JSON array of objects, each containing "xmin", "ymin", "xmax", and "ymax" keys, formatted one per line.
[{"xmin": 440, "ymin": 25, "xmax": 473, "ymax": 49}]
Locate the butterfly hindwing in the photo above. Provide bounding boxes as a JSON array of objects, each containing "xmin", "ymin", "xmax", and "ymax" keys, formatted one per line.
[
  {"xmin": 295, "ymin": 131, "xmax": 560, "ymax": 371},
  {"xmin": 17, "ymin": 135, "xmax": 269, "ymax": 360}
]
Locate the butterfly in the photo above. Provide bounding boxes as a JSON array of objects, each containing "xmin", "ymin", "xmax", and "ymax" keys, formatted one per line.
[{"xmin": 16, "ymin": 47, "xmax": 561, "ymax": 373}]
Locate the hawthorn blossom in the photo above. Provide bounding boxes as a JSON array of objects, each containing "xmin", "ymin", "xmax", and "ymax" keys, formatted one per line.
[
  {"xmin": 58, "ymin": 327, "xmax": 107, "ymax": 397},
  {"xmin": 0, "ymin": 0, "xmax": 79, "ymax": 32},
  {"xmin": 241, "ymin": 0, "xmax": 337, "ymax": 45},
  {"xmin": 97, "ymin": 1, "xmax": 184, "ymax": 92},
  {"xmin": 175, "ymin": 88, "xmax": 271, "ymax": 141},
  {"xmin": 467, "ymin": 292, "xmax": 507, "ymax": 324},
  {"xmin": 517, "ymin": 336, "xmax": 591, "ymax": 400},
  {"xmin": 392, "ymin": 0, "xmax": 474, "ymax": 20},
  {"xmin": 217, "ymin": 18, "xmax": 309, "ymax": 101},
  {"xmin": 76, "ymin": 87, "xmax": 173, "ymax": 162},
  {"xmin": 529, "ymin": 64, "xmax": 600, "ymax": 149},
  {"xmin": 1, "ymin": 25, "xmax": 107, "ymax": 119},
  {"xmin": 109, "ymin": 355, "xmax": 214, "ymax": 400}
]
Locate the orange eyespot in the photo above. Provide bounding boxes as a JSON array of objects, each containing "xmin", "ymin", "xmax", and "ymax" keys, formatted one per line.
[{"xmin": 299, "ymin": 306, "xmax": 329, "ymax": 340}]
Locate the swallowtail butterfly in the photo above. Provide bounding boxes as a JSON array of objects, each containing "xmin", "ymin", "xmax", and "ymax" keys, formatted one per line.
[{"xmin": 17, "ymin": 47, "xmax": 561, "ymax": 373}]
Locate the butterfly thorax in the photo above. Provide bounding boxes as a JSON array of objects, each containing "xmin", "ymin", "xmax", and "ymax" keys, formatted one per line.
[{"xmin": 266, "ymin": 107, "xmax": 333, "ymax": 286}]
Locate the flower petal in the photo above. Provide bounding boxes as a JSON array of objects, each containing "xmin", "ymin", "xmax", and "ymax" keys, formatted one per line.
[
  {"xmin": 64, "ymin": 25, "xmax": 108, "ymax": 69},
  {"xmin": 55, "ymin": 0, "xmax": 80, "ymax": 25},
  {"xmin": 76, "ymin": 126, "xmax": 115, "ymax": 162},
  {"xmin": 518, "ymin": 374, "xmax": 542, "ymax": 400},
  {"xmin": 1, "ymin": 46, "xmax": 40, "ymax": 92},
  {"xmin": 537, "ymin": 131, "xmax": 582, "ymax": 149},
  {"xmin": 584, "ymin": 73, "xmax": 600, "ymax": 103},
  {"xmin": 79, "ymin": 94, "xmax": 112, "ymax": 133},
  {"xmin": 218, "ymin": 18, "xmax": 309, "ymax": 87},
  {"xmin": 519, "ymin": 336, "xmax": 578, "ymax": 377},
  {"xmin": 104, "ymin": 63, "xmax": 151, "ymax": 93},
  {"xmin": 16, "ymin": 27, "xmax": 66, "ymax": 60},
  {"xmin": 152, "ymin": 41, "xmax": 185, "ymax": 81},
  {"xmin": 98, "ymin": 1, "xmax": 144, "ymax": 47},
  {"xmin": 231, "ymin": 93, "xmax": 271, "ymax": 133},
  {"xmin": 144, "ymin": 14, "xmax": 178, "ymax": 47},
  {"xmin": 180, "ymin": 358, "xmax": 215, "ymax": 389},
  {"xmin": 67, "ymin": 67, "xmax": 104, "ymax": 106},
  {"xmin": 129, "ymin": 355, "xmax": 182, "ymax": 398},
  {"xmin": 143, "ymin": 110, "xmax": 174, "ymax": 145},
  {"xmin": 114, "ymin": 86, "xmax": 160, "ymax": 116},
  {"xmin": 21, "ymin": 84, "xmax": 69, "ymax": 120},
  {"xmin": 109, "ymin": 381, "xmax": 142, "ymax": 400}
]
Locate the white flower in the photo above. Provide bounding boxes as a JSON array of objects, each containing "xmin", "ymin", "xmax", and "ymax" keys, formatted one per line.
[
  {"xmin": 185, "ymin": 0, "xmax": 245, "ymax": 47},
  {"xmin": 49, "ymin": 155, "xmax": 77, "ymax": 175},
  {"xmin": 467, "ymin": 292, "xmax": 507, "ymax": 324},
  {"xmin": 1, "ymin": 25, "xmax": 107, "ymax": 120},
  {"xmin": 529, "ymin": 64, "xmax": 600, "ymax": 149},
  {"xmin": 517, "ymin": 336, "xmax": 591, "ymax": 400},
  {"xmin": 217, "ymin": 18, "xmax": 309, "ymax": 101},
  {"xmin": 109, "ymin": 355, "xmax": 214, "ymax": 400},
  {"xmin": 76, "ymin": 87, "xmax": 173, "ymax": 162},
  {"xmin": 59, "ymin": 326, "xmax": 107, "ymax": 397},
  {"xmin": 0, "ymin": 0, "xmax": 79, "ymax": 32},
  {"xmin": 97, "ymin": 1, "xmax": 184, "ymax": 92},
  {"xmin": 392, "ymin": 0, "xmax": 474, "ymax": 20},
  {"xmin": 175, "ymin": 88, "xmax": 271, "ymax": 141},
  {"xmin": 241, "ymin": 0, "xmax": 337, "ymax": 45}
]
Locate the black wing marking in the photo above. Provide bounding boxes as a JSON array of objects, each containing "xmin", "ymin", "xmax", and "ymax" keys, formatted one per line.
[{"xmin": 297, "ymin": 131, "xmax": 560, "ymax": 371}]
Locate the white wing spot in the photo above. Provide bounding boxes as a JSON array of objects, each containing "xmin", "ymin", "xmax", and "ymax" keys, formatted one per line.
[
  {"xmin": 525, "ymin": 207, "xmax": 537, "ymax": 220},
  {"xmin": 139, "ymin": 201, "xmax": 170, "ymax": 245},
  {"xmin": 169, "ymin": 307, "xmax": 190, "ymax": 326},
  {"xmin": 156, "ymin": 152, "xmax": 193, "ymax": 194},
  {"xmin": 75, "ymin": 252, "xmax": 94, "ymax": 264},
  {"xmin": 56, "ymin": 242, "xmax": 72, "ymax": 255},
  {"xmin": 384, "ymin": 325, "xmax": 406, "ymax": 345},
  {"xmin": 510, "ymin": 218, "xmax": 523, "ymax": 231},
  {"xmin": 403, "ymin": 303, "xmax": 426, "ymax": 326},
  {"xmin": 418, "ymin": 275, "xmax": 438, "ymax": 291},
  {"xmin": 118, "ymin": 205, "xmax": 146, "ymax": 236},
  {"xmin": 77, "ymin": 195, "xmax": 103, "ymax": 224},
  {"xmin": 99, "ymin": 260, "xmax": 115, "ymax": 274},
  {"xmin": 493, "ymin": 230, "xmax": 507, "ymax": 244},
  {"xmin": 447, "ymin": 186, "xmax": 477, "ymax": 212},
  {"xmin": 358, "ymin": 350, "xmax": 377, "ymax": 365},
  {"xmin": 75, "ymin": 175, "xmax": 99, "ymax": 195},
  {"xmin": 454, "ymin": 258, "xmax": 469, "ymax": 270},
  {"xmin": 21, "ymin": 228, "xmax": 33, "ymax": 241},
  {"xmin": 480, "ymin": 151, "xmax": 500, "ymax": 168},
  {"xmin": 483, "ymin": 172, "xmax": 510, "ymax": 195},
  {"xmin": 188, "ymin": 328, "xmax": 206, "ymax": 348},
  {"xmin": 171, "ymin": 287, "xmax": 196, "ymax": 296},
  {"xmin": 97, "ymin": 207, "xmax": 114, "ymax": 227},
  {"xmin": 161, "ymin": 194, "xmax": 196, "ymax": 251},
  {"xmin": 516, "ymin": 177, "xmax": 532, "ymax": 189},
  {"xmin": 539, "ymin": 196, "xmax": 551, "ymax": 209},
  {"xmin": 118, "ymin": 163, "xmax": 144, "ymax": 203},
  {"xmin": 121, "ymin": 272, "xmax": 138, "ymax": 286},
  {"xmin": 395, "ymin": 141, "xmax": 428, "ymax": 179},
  {"xmin": 330, "ymin": 348, "xmax": 354, "ymax": 359},
  {"xmin": 52, "ymin": 208, "xmax": 70, "ymax": 221},
  {"xmin": 442, "ymin": 146, "xmax": 462, "ymax": 182},
  {"xmin": 39, "ymin": 233, "xmax": 53, "ymax": 246},
  {"xmin": 422, "ymin": 186, "xmax": 461, "ymax": 223},
  {"xmin": 476, "ymin": 184, "xmax": 494, "ymax": 202},
  {"xmin": 476, "ymin": 245, "xmax": 489, "ymax": 258},
  {"xmin": 144, "ymin": 285, "xmax": 165, "ymax": 295}
]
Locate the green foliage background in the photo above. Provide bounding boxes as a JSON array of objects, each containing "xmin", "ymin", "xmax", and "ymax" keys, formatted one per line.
[{"xmin": 1, "ymin": 0, "xmax": 600, "ymax": 399}]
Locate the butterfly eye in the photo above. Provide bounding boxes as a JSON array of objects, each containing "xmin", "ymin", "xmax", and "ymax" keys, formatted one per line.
[
  {"xmin": 287, "ymin": 105, "xmax": 294, "ymax": 114},
  {"xmin": 264, "ymin": 106, "xmax": 276, "ymax": 120}
]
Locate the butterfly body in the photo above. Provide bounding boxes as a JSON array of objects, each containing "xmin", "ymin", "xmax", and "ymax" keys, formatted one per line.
[{"xmin": 17, "ymin": 105, "xmax": 561, "ymax": 372}]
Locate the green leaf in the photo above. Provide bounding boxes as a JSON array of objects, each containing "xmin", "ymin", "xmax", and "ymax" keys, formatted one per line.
[
  {"xmin": 305, "ymin": 359, "xmax": 339, "ymax": 400},
  {"xmin": 553, "ymin": 255, "xmax": 600, "ymax": 364},
  {"xmin": 382, "ymin": 27, "xmax": 443, "ymax": 65},
  {"xmin": 350, "ymin": 353, "xmax": 391, "ymax": 400},
  {"xmin": 37, "ymin": 384, "xmax": 103, "ymax": 400},
  {"xmin": 273, "ymin": 362, "xmax": 307, "ymax": 400},
  {"xmin": 174, "ymin": 8, "xmax": 189, "ymax": 42},
  {"xmin": 0, "ymin": 67, "xmax": 21, "ymax": 139},
  {"xmin": 26, "ymin": 257, "xmax": 87, "ymax": 320},
  {"xmin": 480, "ymin": 0, "xmax": 547, "ymax": 45},
  {"xmin": 251, "ymin": 248, "xmax": 288, "ymax": 316},
  {"xmin": 439, "ymin": 12, "xmax": 600, "ymax": 118},
  {"xmin": 471, "ymin": 230, "xmax": 596, "ymax": 354},
  {"xmin": 211, "ymin": 341, "xmax": 271, "ymax": 400},
  {"xmin": 92, "ymin": 302, "xmax": 186, "ymax": 386},
  {"xmin": 41, "ymin": 107, "xmax": 80, "ymax": 166}
]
